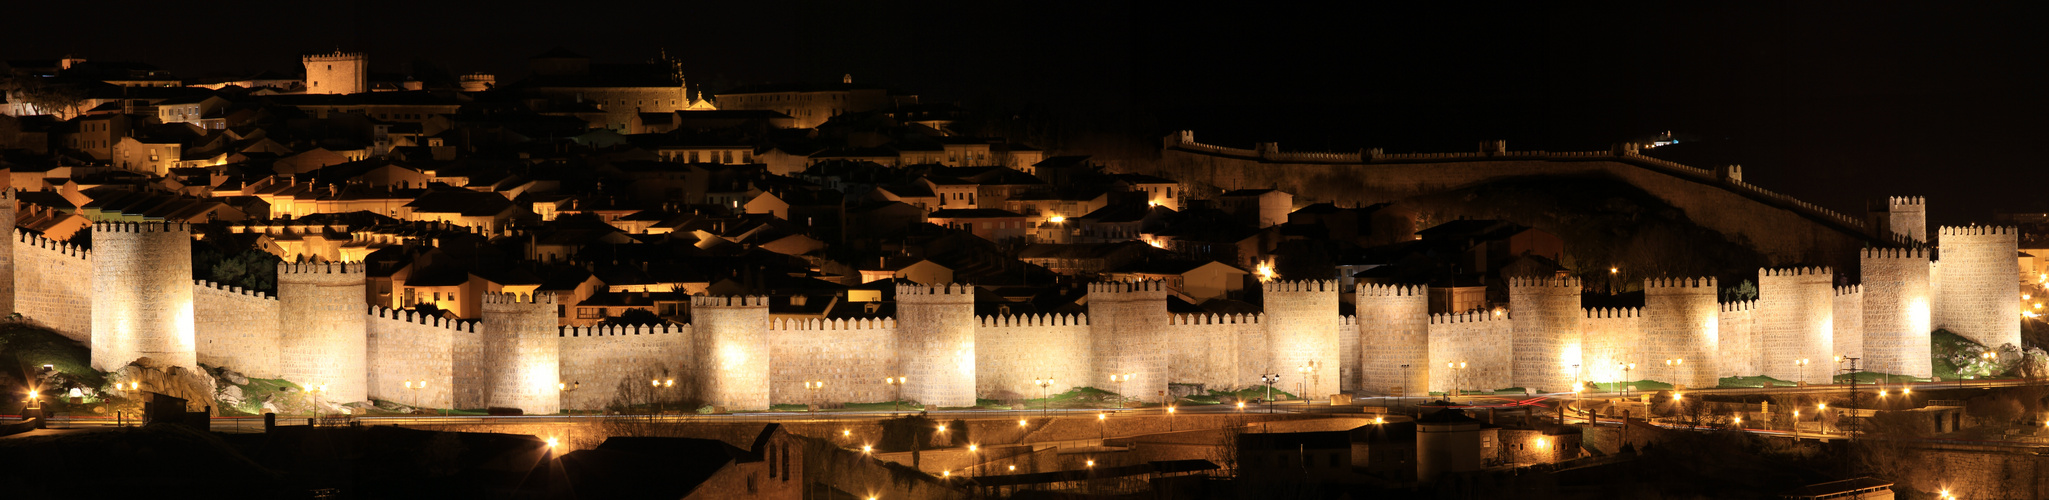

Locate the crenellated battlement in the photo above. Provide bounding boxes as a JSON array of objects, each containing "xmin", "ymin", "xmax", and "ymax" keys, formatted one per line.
[
  {"xmin": 1584, "ymin": 307, "xmax": 1642, "ymax": 319},
  {"xmin": 1263, "ymin": 279, "xmax": 1340, "ymax": 294},
  {"xmin": 194, "ymin": 280, "xmax": 275, "ymax": 300},
  {"xmin": 481, "ymin": 292, "xmax": 554, "ymax": 306},
  {"xmin": 278, "ymin": 261, "xmax": 364, "ymax": 275},
  {"xmin": 16, "ymin": 231, "xmax": 88, "ymax": 260},
  {"xmin": 1167, "ymin": 313, "xmax": 1262, "ymax": 326},
  {"xmin": 303, "ymin": 51, "xmax": 367, "ymax": 62},
  {"xmin": 1508, "ymin": 276, "xmax": 1582, "ymax": 289},
  {"xmin": 772, "ymin": 317, "xmax": 899, "ymax": 330},
  {"xmin": 1720, "ymin": 300, "xmax": 1757, "ymax": 313},
  {"xmin": 1861, "ymin": 247, "xmax": 1930, "ymax": 260},
  {"xmin": 1087, "ymin": 280, "xmax": 1169, "ymax": 294},
  {"xmin": 895, "ymin": 283, "xmax": 978, "ymax": 299},
  {"xmin": 1835, "ymin": 284, "xmax": 1863, "ymax": 296},
  {"xmin": 91, "ymin": 221, "xmax": 189, "ymax": 233},
  {"xmin": 1430, "ymin": 310, "xmax": 1509, "ymax": 325},
  {"xmin": 559, "ymin": 323, "xmax": 685, "ymax": 337},
  {"xmin": 977, "ymin": 314, "xmax": 1083, "ymax": 328},
  {"xmin": 1938, "ymin": 225, "xmax": 2017, "ymax": 237},
  {"xmin": 1645, "ymin": 277, "xmax": 1718, "ymax": 289},
  {"xmin": 1760, "ymin": 266, "xmax": 1833, "ymax": 278},
  {"xmin": 368, "ymin": 305, "xmax": 477, "ymax": 332},
  {"xmin": 690, "ymin": 295, "xmax": 769, "ymax": 307},
  {"xmin": 1357, "ymin": 283, "xmax": 1426, "ymax": 297},
  {"xmin": 1890, "ymin": 196, "xmax": 1926, "ymax": 208}
]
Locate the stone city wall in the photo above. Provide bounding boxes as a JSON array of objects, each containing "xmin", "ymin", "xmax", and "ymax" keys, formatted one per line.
[
  {"xmin": 1833, "ymin": 284, "xmax": 1864, "ymax": 361},
  {"xmin": 12, "ymin": 231, "xmax": 91, "ymax": 342},
  {"xmin": 1263, "ymin": 280, "xmax": 1343, "ymax": 397},
  {"xmin": 278, "ymin": 262, "xmax": 369, "ymax": 403},
  {"xmin": 1716, "ymin": 300, "xmax": 1758, "ymax": 377},
  {"xmin": 1163, "ymin": 313, "xmax": 1262, "ymax": 390},
  {"xmin": 1643, "ymin": 277, "xmax": 1718, "ymax": 388},
  {"xmin": 692, "ymin": 295, "xmax": 772, "ymax": 410},
  {"xmin": 1860, "ymin": 248, "xmax": 1933, "ymax": 377},
  {"xmin": 1759, "ymin": 267, "xmax": 1834, "ymax": 383},
  {"xmin": 1357, "ymin": 284, "xmax": 1429, "ymax": 397},
  {"xmin": 192, "ymin": 280, "xmax": 279, "ymax": 378},
  {"xmin": 1580, "ymin": 308, "xmax": 1641, "ymax": 384},
  {"xmin": 895, "ymin": 284, "xmax": 979, "ymax": 408},
  {"xmin": 1509, "ymin": 277, "xmax": 1582, "ymax": 392},
  {"xmin": 1085, "ymin": 281, "xmax": 1169, "ymax": 404},
  {"xmin": 556, "ymin": 324, "xmax": 691, "ymax": 410},
  {"xmin": 771, "ymin": 318, "xmax": 901, "ymax": 405},
  {"xmin": 1427, "ymin": 311, "xmax": 1512, "ymax": 393},
  {"xmin": 89, "ymin": 222, "xmax": 195, "ymax": 371},
  {"xmin": 975, "ymin": 314, "xmax": 1088, "ymax": 401},
  {"xmin": 482, "ymin": 293, "xmax": 560, "ymax": 414},
  {"xmin": 1935, "ymin": 226, "xmax": 2021, "ymax": 347},
  {"xmin": 366, "ymin": 306, "xmax": 466, "ymax": 409}
]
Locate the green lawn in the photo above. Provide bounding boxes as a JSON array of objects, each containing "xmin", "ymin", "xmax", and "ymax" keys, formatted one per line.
[
  {"xmin": 1588, "ymin": 380, "xmax": 1674, "ymax": 392},
  {"xmin": 1717, "ymin": 375, "xmax": 1795, "ymax": 388}
]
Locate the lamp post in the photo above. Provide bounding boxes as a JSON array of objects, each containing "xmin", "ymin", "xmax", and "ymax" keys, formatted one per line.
[
  {"xmin": 886, "ymin": 376, "xmax": 906, "ymax": 415},
  {"xmin": 804, "ymin": 381, "xmax": 826, "ymax": 411},
  {"xmin": 1033, "ymin": 378, "xmax": 1054, "ymax": 419},
  {"xmin": 1795, "ymin": 358, "xmax": 1811, "ymax": 386},
  {"xmin": 308, "ymin": 383, "xmax": 327, "ymax": 421},
  {"xmin": 1259, "ymin": 373, "xmax": 1280, "ymax": 414},
  {"xmin": 558, "ymin": 381, "xmax": 578, "ymax": 417},
  {"xmin": 1297, "ymin": 365, "xmax": 1312, "ymax": 404},
  {"xmin": 1664, "ymin": 358, "xmax": 1683, "ymax": 384},
  {"xmin": 1398, "ymin": 364, "xmax": 1410, "ymax": 406},
  {"xmin": 651, "ymin": 378, "xmax": 674, "ymax": 416},
  {"xmin": 404, "ymin": 380, "xmax": 425, "ymax": 414},
  {"xmin": 1617, "ymin": 363, "xmax": 1635, "ymax": 398},
  {"xmin": 1445, "ymin": 361, "xmax": 1467, "ymax": 398}
]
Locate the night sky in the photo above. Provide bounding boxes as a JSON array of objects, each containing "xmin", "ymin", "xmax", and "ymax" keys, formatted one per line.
[{"xmin": 13, "ymin": 1, "xmax": 2049, "ymax": 226}]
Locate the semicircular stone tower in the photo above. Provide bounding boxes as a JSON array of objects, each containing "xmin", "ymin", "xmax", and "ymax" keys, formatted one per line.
[
  {"xmin": 482, "ymin": 292, "xmax": 560, "ymax": 414},
  {"xmin": 1759, "ymin": 267, "xmax": 1833, "ymax": 384},
  {"xmin": 1357, "ymin": 284, "xmax": 1428, "ymax": 397},
  {"xmin": 896, "ymin": 283, "xmax": 978, "ymax": 408},
  {"xmin": 692, "ymin": 295, "xmax": 770, "ymax": 410},
  {"xmin": 1935, "ymin": 226, "xmax": 2020, "ymax": 348},
  {"xmin": 1643, "ymin": 277, "xmax": 1718, "ymax": 388},
  {"xmin": 91, "ymin": 222, "xmax": 195, "ymax": 371},
  {"xmin": 1264, "ymin": 280, "xmax": 1341, "ymax": 398},
  {"xmin": 1508, "ymin": 276, "xmax": 1582, "ymax": 392},
  {"xmin": 1861, "ymin": 248, "xmax": 1933, "ymax": 378},
  {"xmin": 278, "ymin": 261, "xmax": 369, "ymax": 403},
  {"xmin": 1088, "ymin": 281, "xmax": 1167, "ymax": 403}
]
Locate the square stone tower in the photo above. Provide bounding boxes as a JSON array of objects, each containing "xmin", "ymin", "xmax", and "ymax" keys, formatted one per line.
[
  {"xmin": 303, "ymin": 50, "xmax": 368, "ymax": 95},
  {"xmin": 895, "ymin": 284, "xmax": 979, "ymax": 408},
  {"xmin": 90, "ymin": 222, "xmax": 196, "ymax": 371},
  {"xmin": 1758, "ymin": 267, "xmax": 1834, "ymax": 384},
  {"xmin": 278, "ymin": 261, "xmax": 369, "ymax": 403}
]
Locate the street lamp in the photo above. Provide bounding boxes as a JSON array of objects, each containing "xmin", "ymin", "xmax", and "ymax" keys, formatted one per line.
[
  {"xmin": 805, "ymin": 381, "xmax": 826, "ymax": 411},
  {"xmin": 1033, "ymin": 378, "xmax": 1054, "ymax": 419},
  {"xmin": 1618, "ymin": 363, "xmax": 1635, "ymax": 397},
  {"xmin": 1795, "ymin": 358, "xmax": 1810, "ymax": 385},
  {"xmin": 1445, "ymin": 362, "xmax": 1467, "ymax": 398},
  {"xmin": 558, "ymin": 381, "xmax": 578, "ymax": 417},
  {"xmin": 1298, "ymin": 365, "xmax": 1312, "ymax": 403},
  {"xmin": 404, "ymin": 380, "xmax": 427, "ymax": 414},
  {"xmin": 886, "ymin": 376, "xmax": 907, "ymax": 415},
  {"xmin": 1398, "ymin": 364, "xmax": 1411, "ymax": 405},
  {"xmin": 1259, "ymin": 373, "xmax": 1280, "ymax": 414}
]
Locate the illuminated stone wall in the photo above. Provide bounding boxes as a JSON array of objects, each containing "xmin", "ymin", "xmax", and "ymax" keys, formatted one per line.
[
  {"xmin": 1716, "ymin": 300, "xmax": 1758, "ymax": 377},
  {"xmin": 1833, "ymin": 284, "xmax": 1864, "ymax": 361},
  {"xmin": 1427, "ymin": 311, "xmax": 1511, "ymax": 394},
  {"xmin": 1935, "ymin": 226, "xmax": 2021, "ymax": 348},
  {"xmin": 366, "ymin": 306, "xmax": 464, "ymax": 409},
  {"xmin": 1580, "ymin": 308, "xmax": 1640, "ymax": 384},
  {"xmin": 771, "ymin": 318, "xmax": 901, "ymax": 405},
  {"xmin": 1643, "ymin": 277, "xmax": 1718, "ymax": 388},
  {"xmin": 192, "ymin": 280, "xmax": 279, "ymax": 378},
  {"xmin": 555, "ymin": 324, "xmax": 690, "ymax": 410},
  {"xmin": 692, "ymin": 295, "xmax": 771, "ymax": 410},
  {"xmin": 1759, "ymin": 267, "xmax": 1833, "ymax": 383},
  {"xmin": 1357, "ymin": 284, "xmax": 1429, "ymax": 397},
  {"xmin": 1887, "ymin": 196, "xmax": 1928, "ymax": 243},
  {"xmin": 481, "ymin": 293, "xmax": 559, "ymax": 414},
  {"xmin": 1860, "ymin": 248, "xmax": 1933, "ymax": 377},
  {"xmin": 1085, "ymin": 281, "xmax": 1168, "ymax": 403},
  {"xmin": 896, "ymin": 284, "xmax": 978, "ymax": 407},
  {"xmin": 14, "ymin": 231, "xmax": 92, "ymax": 342},
  {"xmin": 278, "ymin": 262, "xmax": 369, "ymax": 403},
  {"xmin": 90, "ymin": 222, "xmax": 195, "ymax": 371},
  {"xmin": 302, "ymin": 51, "xmax": 367, "ymax": 95},
  {"xmin": 1508, "ymin": 277, "xmax": 1582, "ymax": 392},
  {"xmin": 974, "ymin": 314, "xmax": 1088, "ymax": 401},
  {"xmin": 1164, "ymin": 313, "xmax": 1262, "ymax": 389},
  {"xmin": 1264, "ymin": 280, "xmax": 1342, "ymax": 398}
]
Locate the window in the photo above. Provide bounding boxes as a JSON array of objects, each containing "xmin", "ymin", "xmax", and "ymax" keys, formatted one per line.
[{"xmin": 577, "ymin": 308, "xmax": 605, "ymax": 319}]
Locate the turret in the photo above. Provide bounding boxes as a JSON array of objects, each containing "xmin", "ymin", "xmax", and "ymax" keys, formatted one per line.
[
  {"xmin": 897, "ymin": 284, "xmax": 979, "ymax": 407},
  {"xmin": 1643, "ymin": 277, "xmax": 1718, "ymax": 388},
  {"xmin": 482, "ymin": 292, "xmax": 560, "ymax": 414},
  {"xmin": 692, "ymin": 295, "xmax": 771, "ymax": 410},
  {"xmin": 278, "ymin": 261, "xmax": 368, "ymax": 403},
  {"xmin": 1508, "ymin": 276, "xmax": 1582, "ymax": 392},
  {"xmin": 1263, "ymin": 280, "xmax": 1341, "ymax": 399},
  {"xmin": 1934, "ymin": 226, "xmax": 2021, "ymax": 348},
  {"xmin": 302, "ymin": 50, "xmax": 368, "ymax": 95},
  {"xmin": 1086, "ymin": 281, "xmax": 1167, "ymax": 402},
  {"xmin": 90, "ymin": 222, "xmax": 196, "ymax": 371},
  {"xmin": 1758, "ymin": 267, "xmax": 1833, "ymax": 384},
  {"xmin": 1860, "ymin": 248, "xmax": 1933, "ymax": 378},
  {"xmin": 1356, "ymin": 284, "xmax": 1429, "ymax": 397}
]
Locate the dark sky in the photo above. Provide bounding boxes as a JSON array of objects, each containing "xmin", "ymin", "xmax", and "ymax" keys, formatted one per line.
[{"xmin": 12, "ymin": 1, "xmax": 2049, "ymax": 226}]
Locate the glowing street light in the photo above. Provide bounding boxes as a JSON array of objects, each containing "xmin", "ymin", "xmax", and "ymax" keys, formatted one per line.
[
  {"xmin": 1033, "ymin": 378, "xmax": 1055, "ymax": 418},
  {"xmin": 887, "ymin": 376, "xmax": 908, "ymax": 415}
]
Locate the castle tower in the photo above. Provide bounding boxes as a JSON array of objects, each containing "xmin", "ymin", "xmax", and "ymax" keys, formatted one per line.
[
  {"xmin": 1643, "ymin": 277, "xmax": 1718, "ymax": 388},
  {"xmin": 481, "ymin": 292, "xmax": 560, "ymax": 414},
  {"xmin": 1861, "ymin": 248, "xmax": 1933, "ymax": 378},
  {"xmin": 1357, "ymin": 284, "xmax": 1428, "ymax": 397},
  {"xmin": 1508, "ymin": 277, "xmax": 1583, "ymax": 392},
  {"xmin": 1264, "ymin": 280, "xmax": 1341, "ymax": 399},
  {"xmin": 1886, "ymin": 197, "xmax": 1927, "ymax": 243},
  {"xmin": 692, "ymin": 295, "xmax": 771, "ymax": 410},
  {"xmin": 303, "ymin": 50, "xmax": 368, "ymax": 95},
  {"xmin": 1935, "ymin": 226, "xmax": 2021, "ymax": 348},
  {"xmin": 278, "ymin": 262, "xmax": 369, "ymax": 403},
  {"xmin": 1087, "ymin": 281, "xmax": 1167, "ymax": 402},
  {"xmin": 1758, "ymin": 267, "xmax": 1834, "ymax": 383},
  {"xmin": 896, "ymin": 284, "xmax": 980, "ymax": 407},
  {"xmin": 90, "ymin": 222, "xmax": 196, "ymax": 371}
]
